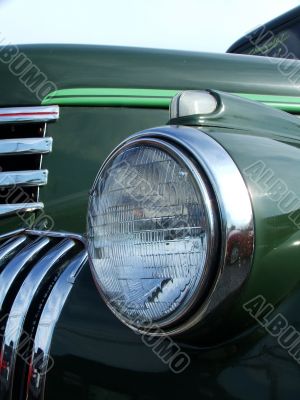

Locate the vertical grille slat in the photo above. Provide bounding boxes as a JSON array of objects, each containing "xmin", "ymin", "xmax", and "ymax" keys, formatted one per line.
[
  {"xmin": 0, "ymin": 235, "xmax": 28, "ymax": 271},
  {"xmin": 0, "ymin": 230, "xmax": 86, "ymax": 400},
  {"xmin": 0, "ymin": 237, "xmax": 51, "ymax": 311},
  {"xmin": 0, "ymin": 106, "xmax": 59, "ymax": 218},
  {"xmin": 27, "ymin": 250, "xmax": 87, "ymax": 400}
]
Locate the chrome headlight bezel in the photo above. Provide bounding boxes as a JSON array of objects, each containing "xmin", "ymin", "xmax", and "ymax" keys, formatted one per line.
[{"xmin": 87, "ymin": 125, "xmax": 254, "ymax": 337}]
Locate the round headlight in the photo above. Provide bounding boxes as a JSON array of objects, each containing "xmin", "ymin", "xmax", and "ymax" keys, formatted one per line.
[
  {"xmin": 88, "ymin": 115, "xmax": 254, "ymax": 338},
  {"xmin": 87, "ymin": 138, "xmax": 218, "ymax": 331}
]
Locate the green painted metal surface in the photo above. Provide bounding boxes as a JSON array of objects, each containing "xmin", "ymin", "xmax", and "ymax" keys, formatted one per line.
[
  {"xmin": 168, "ymin": 90, "xmax": 300, "ymax": 330},
  {"xmin": 3, "ymin": 44, "xmax": 300, "ymax": 108},
  {"xmin": 237, "ymin": 92, "xmax": 300, "ymax": 113},
  {"xmin": 40, "ymin": 107, "xmax": 169, "ymax": 233}
]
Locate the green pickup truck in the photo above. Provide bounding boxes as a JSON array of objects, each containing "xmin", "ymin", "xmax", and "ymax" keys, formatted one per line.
[{"xmin": 0, "ymin": 6, "xmax": 300, "ymax": 400}]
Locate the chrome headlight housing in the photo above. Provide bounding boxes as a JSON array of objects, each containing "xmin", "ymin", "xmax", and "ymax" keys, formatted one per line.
[{"xmin": 87, "ymin": 124, "xmax": 254, "ymax": 336}]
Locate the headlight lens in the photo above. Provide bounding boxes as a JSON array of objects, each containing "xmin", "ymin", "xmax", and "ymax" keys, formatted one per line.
[{"xmin": 87, "ymin": 138, "xmax": 217, "ymax": 330}]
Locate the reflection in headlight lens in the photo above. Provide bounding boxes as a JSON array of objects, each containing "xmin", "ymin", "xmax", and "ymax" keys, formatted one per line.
[{"xmin": 88, "ymin": 142, "xmax": 215, "ymax": 329}]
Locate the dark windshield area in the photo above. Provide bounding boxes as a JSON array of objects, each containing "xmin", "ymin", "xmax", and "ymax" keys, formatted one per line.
[
  {"xmin": 241, "ymin": 23, "xmax": 300, "ymax": 59},
  {"xmin": 228, "ymin": 5, "xmax": 300, "ymax": 59}
]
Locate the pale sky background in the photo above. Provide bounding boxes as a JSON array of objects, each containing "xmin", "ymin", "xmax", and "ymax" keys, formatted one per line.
[{"xmin": 0, "ymin": 0, "xmax": 299, "ymax": 52}]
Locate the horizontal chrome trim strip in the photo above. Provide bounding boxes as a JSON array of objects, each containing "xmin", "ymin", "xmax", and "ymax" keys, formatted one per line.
[
  {"xmin": 0, "ymin": 138, "xmax": 53, "ymax": 155},
  {"xmin": 27, "ymin": 250, "xmax": 88, "ymax": 399},
  {"xmin": 0, "ymin": 106, "xmax": 59, "ymax": 124},
  {"xmin": 0, "ymin": 170, "xmax": 48, "ymax": 187},
  {"xmin": 0, "ymin": 203, "xmax": 44, "ymax": 217},
  {"xmin": 0, "ymin": 239, "xmax": 76, "ymax": 399}
]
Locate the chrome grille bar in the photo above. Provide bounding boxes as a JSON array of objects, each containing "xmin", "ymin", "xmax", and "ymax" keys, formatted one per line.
[
  {"xmin": 27, "ymin": 250, "xmax": 87, "ymax": 400},
  {"xmin": 0, "ymin": 106, "xmax": 59, "ymax": 124},
  {"xmin": 0, "ymin": 203, "xmax": 44, "ymax": 217},
  {"xmin": 0, "ymin": 237, "xmax": 50, "ymax": 311},
  {"xmin": 0, "ymin": 138, "xmax": 53, "ymax": 155},
  {"xmin": 0, "ymin": 235, "xmax": 27, "ymax": 269},
  {"xmin": 0, "ymin": 238, "xmax": 76, "ymax": 399},
  {"xmin": 0, "ymin": 230, "xmax": 86, "ymax": 399},
  {"xmin": 0, "ymin": 170, "xmax": 48, "ymax": 187},
  {"xmin": 0, "ymin": 105, "xmax": 58, "ymax": 219}
]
